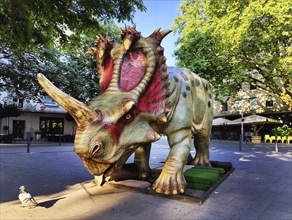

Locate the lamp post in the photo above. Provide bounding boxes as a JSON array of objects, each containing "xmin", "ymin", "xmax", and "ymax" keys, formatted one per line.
[
  {"xmin": 239, "ymin": 109, "xmax": 244, "ymax": 151},
  {"xmin": 239, "ymin": 90, "xmax": 244, "ymax": 151}
]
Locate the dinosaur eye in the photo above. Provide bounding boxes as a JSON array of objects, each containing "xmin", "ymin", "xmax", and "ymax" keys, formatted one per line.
[{"xmin": 125, "ymin": 113, "xmax": 132, "ymax": 121}]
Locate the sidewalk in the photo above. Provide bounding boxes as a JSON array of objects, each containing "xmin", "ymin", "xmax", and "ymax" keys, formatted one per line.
[{"xmin": 1, "ymin": 138, "xmax": 291, "ymax": 219}]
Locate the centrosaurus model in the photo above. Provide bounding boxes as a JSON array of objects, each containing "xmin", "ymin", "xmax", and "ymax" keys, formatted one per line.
[{"xmin": 38, "ymin": 25, "xmax": 214, "ymax": 195}]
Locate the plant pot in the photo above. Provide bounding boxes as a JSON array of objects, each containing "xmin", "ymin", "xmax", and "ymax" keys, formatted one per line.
[{"xmin": 252, "ymin": 136, "xmax": 262, "ymax": 144}]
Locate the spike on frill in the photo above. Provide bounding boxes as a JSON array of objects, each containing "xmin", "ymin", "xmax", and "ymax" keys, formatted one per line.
[
  {"xmin": 144, "ymin": 29, "xmax": 172, "ymax": 124},
  {"xmin": 149, "ymin": 29, "xmax": 172, "ymax": 44},
  {"xmin": 86, "ymin": 33, "xmax": 115, "ymax": 94},
  {"xmin": 96, "ymin": 34, "xmax": 114, "ymax": 59},
  {"xmin": 120, "ymin": 24, "xmax": 141, "ymax": 42}
]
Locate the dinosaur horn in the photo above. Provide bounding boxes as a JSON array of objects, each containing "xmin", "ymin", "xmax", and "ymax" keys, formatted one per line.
[
  {"xmin": 37, "ymin": 73, "xmax": 100, "ymax": 127},
  {"xmin": 149, "ymin": 29, "xmax": 172, "ymax": 44}
]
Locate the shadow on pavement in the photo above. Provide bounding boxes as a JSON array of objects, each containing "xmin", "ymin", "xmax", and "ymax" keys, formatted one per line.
[{"xmin": 39, "ymin": 197, "xmax": 66, "ymax": 208}]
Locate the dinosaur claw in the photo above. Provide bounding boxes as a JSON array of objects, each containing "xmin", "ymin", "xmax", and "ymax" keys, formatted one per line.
[
  {"xmin": 172, "ymin": 189, "xmax": 178, "ymax": 195},
  {"xmin": 155, "ymin": 188, "xmax": 162, "ymax": 193},
  {"xmin": 164, "ymin": 190, "xmax": 170, "ymax": 195}
]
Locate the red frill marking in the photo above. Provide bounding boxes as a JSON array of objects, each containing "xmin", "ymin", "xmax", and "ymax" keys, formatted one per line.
[
  {"xmin": 135, "ymin": 68, "xmax": 165, "ymax": 114},
  {"xmin": 119, "ymin": 51, "xmax": 146, "ymax": 92},
  {"xmin": 100, "ymin": 57, "xmax": 113, "ymax": 94}
]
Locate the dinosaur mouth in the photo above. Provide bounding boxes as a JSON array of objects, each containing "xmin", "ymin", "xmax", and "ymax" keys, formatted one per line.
[
  {"xmin": 103, "ymin": 148, "xmax": 135, "ymax": 177},
  {"xmin": 80, "ymin": 158, "xmax": 111, "ymax": 176},
  {"xmin": 80, "ymin": 148, "xmax": 135, "ymax": 176}
]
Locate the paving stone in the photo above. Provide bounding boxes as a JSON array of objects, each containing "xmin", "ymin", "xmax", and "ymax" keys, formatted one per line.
[
  {"xmin": 1, "ymin": 140, "xmax": 291, "ymax": 219},
  {"xmin": 259, "ymin": 210, "xmax": 292, "ymax": 220},
  {"xmin": 266, "ymin": 201, "xmax": 292, "ymax": 213}
]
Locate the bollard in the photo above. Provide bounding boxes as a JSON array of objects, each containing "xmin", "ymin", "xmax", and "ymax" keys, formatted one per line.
[
  {"xmin": 59, "ymin": 130, "xmax": 61, "ymax": 146},
  {"xmin": 239, "ymin": 116, "xmax": 244, "ymax": 151},
  {"xmin": 26, "ymin": 132, "xmax": 31, "ymax": 153}
]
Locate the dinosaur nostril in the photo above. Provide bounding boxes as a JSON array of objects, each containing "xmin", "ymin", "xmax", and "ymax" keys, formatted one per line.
[{"xmin": 92, "ymin": 144, "xmax": 101, "ymax": 155}]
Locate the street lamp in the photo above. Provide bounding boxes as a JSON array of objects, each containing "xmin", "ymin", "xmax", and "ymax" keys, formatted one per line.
[
  {"xmin": 239, "ymin": 89, "xmax": 245, "ymax": 151},
  {"xmin": 239, "ymin": 108, "xmax": 244, "ymax": 151}
]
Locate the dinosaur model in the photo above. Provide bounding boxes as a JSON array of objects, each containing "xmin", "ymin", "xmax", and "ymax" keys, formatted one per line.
[{"xmin": 37, "ymin": 25, "xmax": 214, "ymax": 195}]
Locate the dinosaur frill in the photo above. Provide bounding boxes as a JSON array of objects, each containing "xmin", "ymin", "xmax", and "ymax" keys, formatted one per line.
[{"xmin": 88, "ymin": 25, "xmax": 172, "ymax": 124}]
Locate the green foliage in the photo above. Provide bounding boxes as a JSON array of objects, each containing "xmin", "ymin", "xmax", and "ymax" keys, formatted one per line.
[
  {"xmin": 173, "ymin": 0, "xmax": 292, "ymax": 106},
  {"xmin": 0, "ymin": 45, "xmax": 100, "ymax": 101},
  {"xmin": 0, "ymin": 0, "xmax": 145, "ymax": 53},
  {"xmin": 272, "ymin": 125, "xmax": 292, "ymax": 136},
  {"xmin": 0, "ymin": 1, "xmax": 145, "ymax": 101},
  {"xmin": 0, "ymin": 104, "xmax": 21, "ymax": 119}
]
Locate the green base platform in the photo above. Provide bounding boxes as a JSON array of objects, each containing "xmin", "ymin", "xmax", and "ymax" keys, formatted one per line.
[{"xmin": 106, "ymin": 161, "xmax": 234, "ymax": 204}]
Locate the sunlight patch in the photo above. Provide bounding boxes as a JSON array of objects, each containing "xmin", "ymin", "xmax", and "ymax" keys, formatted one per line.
[{"xmin": 239, "ymin": 157, "xmax": 251, "ymax": 162}]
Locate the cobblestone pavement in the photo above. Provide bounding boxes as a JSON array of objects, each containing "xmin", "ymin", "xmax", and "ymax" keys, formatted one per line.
[{"xmin": 1, "ymin": 138, "xmax": 291, "ymax": 219}]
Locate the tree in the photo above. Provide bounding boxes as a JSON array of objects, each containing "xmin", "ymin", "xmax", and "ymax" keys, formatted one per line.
[
  {"xmin": 0, "ymin": 0, "xmax": 145, "ymax": 101},
  {"xmin": 1, "ymin": 21, "xmax": 121, "ymax": 101},
  {"xmin": 173, "ymin": 0, "xmax": 292, "ymax": 108},
  {"xmin": 0, "ymin": 104, "xmax": 21, "ymax": 119},
  {"xmin": 0, "ymin": 0, "xmax": 145, "ymax": 54}
]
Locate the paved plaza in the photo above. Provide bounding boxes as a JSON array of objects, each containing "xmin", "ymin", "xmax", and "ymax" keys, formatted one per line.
[{"xmin": 0, "ymin": 138, "xmax": 291, "ymax": 219}]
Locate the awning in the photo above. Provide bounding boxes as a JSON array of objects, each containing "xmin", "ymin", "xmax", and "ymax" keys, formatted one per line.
[
  {"xmin": 212, "ymin": 118, "xmax": 231, "ymax": 126},
  {"xmin": 227, "ymin": 114, "xmax": 282, "ymax": 125}
]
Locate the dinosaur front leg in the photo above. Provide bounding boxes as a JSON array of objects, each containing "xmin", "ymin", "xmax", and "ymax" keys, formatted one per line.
[
  {"xmin": 134, "ymin": 143, "xmax": 152, "ymax": 180},
  {"xmin": 152, "ymin": 129, "xmax": 191, "ymax": 195}
]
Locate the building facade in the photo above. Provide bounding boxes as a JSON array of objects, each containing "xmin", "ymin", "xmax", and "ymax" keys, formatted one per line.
[
  {"xmin": 212, "ymin": 79, "xmax": 291, "ymax": 141},
  {"xmin": 0, "ymin": 92, "xmax": 75, "ymax": 142},
  {"xmin": 214, "ymin": 81, "xmax": 291, "ymax": 120}
]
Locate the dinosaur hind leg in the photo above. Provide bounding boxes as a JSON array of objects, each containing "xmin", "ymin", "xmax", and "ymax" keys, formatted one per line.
[{"xmin": 192, "ymin": 131, "xmax": 211, "ymax": 166}]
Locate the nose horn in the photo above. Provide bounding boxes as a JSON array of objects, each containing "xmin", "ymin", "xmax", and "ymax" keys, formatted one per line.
[{"xmin": 37, "ymin": 73, "xmax": 100, "ymax": 127}]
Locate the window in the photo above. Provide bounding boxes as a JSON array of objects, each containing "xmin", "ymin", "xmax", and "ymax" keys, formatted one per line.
[
  {"xmin": 249, "ymin": 98, "xmax": 257, "ymax": 110},
  {"xmin": 12, "ymin": 98, "xmax": 24, "ymax": 108},
  {"xmin": 234, "ymin": 100, "xmax": 242, "ymax": 109},
  {"xmin": 40, "ymin": 117, "xmax": 64, "ymax": 136},
  {"xmin": 266, "ymin": 96, "xmax": 274, "ymax": 108},
  {"xmin": 250, "ymin": 82, "xmax": 257, "ymax": 90},
  {"xmin": 18, "ymin": 99, "xmax": 23, "ymax": 108},
  {"xmin": 222, "ymin": 102, "xmax": 228, "ymax": 112}
]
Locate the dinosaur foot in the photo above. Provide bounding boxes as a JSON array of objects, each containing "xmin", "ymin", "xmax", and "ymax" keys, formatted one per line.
[
  {"xmin": 191, "ymin": 153, "xmax": 211, "ymax": 166},
  {"xmin": 139, "ymin": 169, "xmax": 152, "ymax": 181},
  {"xmin": 152, "ymin": 171, "xmax": 186, "ymax": 195}
]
